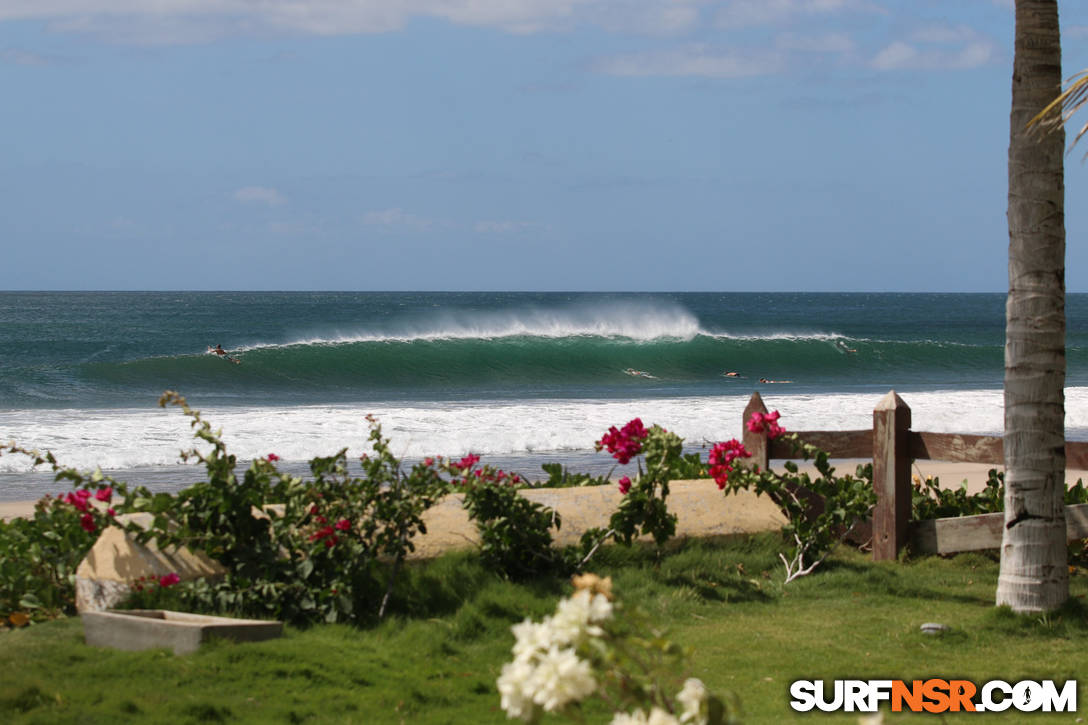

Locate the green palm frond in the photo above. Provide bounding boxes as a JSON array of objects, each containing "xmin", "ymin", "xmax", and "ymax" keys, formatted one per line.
[{"xmin": 1028, "ymin": 69, "xmax": 1088, "ymax": 157}]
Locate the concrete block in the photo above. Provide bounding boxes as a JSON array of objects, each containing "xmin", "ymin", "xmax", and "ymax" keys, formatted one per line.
[{"xmin": 75, "ymin": 513, "xmax": 226, "ymax": 613}]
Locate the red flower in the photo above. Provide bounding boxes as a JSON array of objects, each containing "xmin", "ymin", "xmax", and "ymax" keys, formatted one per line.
[
  {"xmin": 315, "ymin": 516, "xmax": 327, "ymax": 525},
  {"xmin": 309, "ymin": 525, "xmax": 335, "ymax": 542},
  {"xmin": 309, "ymin": 504, "xmax": 320, "ymax": 515},
  {"xmin": 335, "ymin": 518, "xmax": 350, "ymax": 531},
  {"xmin": 618, "ymin": 476, "xmax": 632, "ymax": 495},
  {"xmin": 94, "ymin": 487, "xmax": 112, "ymax": 502},
  {"xmin": 80, "ymin": 513, "xmax": 96, "ymax": 532},
  {"xmin": 324, "ymin": 536, "xmax": 338, "ymax": 548},
  {"xmin": 266, "ymin": 453, "xmax": 281, "ymax": 461},
  {"xmin": 451, "ymin": 453, "xmax": 481, "ymax": 471},
  {"xmin": 746, "ymin": 411, "xmax": 785, "ymax": 440},
  {"xmin": 106, "ymin": 508, "xmax": 116, "ymax": 517},
  {"xmin": 423, "ymin": 457, "xmax": 434, "ymax": 467},
  {"xmin": 159, "ymin": 572, "xmax": 181, "ymax": 587},
  {"xmin": 66, "ymin": 490, "xmax": 92, "ymax": 512},
  {"xmin": 597, "ymin": 417, "xmax": 649, "ymax": 465},
  {"xmin": 709, "ymin": 439, "xmax": 751, "ymax": 489}
]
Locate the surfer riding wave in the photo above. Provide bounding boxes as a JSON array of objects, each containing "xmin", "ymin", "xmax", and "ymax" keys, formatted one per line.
[{"xmin": 208, "ymin": 343, "xmax": 241, "ymax": 365}]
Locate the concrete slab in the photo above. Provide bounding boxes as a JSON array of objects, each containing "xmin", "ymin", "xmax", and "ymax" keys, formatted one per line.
[{"xmin": 81, "ymin": 609, "xmax": 283, "ymax": 655}]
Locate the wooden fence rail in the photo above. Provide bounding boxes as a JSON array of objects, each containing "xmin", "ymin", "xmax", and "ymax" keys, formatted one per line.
[{"xmin": 740, "ymin": 390, "xmax": 1088, "ymax": 561}]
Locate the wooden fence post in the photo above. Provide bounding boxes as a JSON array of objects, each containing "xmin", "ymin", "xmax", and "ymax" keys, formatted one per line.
[
  {"xmin": 872, "ymin": 391, "xmax": 912, "ymax": 561},
  {"xmin": 742, "ymin": 392, "xmax": 769, "ymax": 471}
]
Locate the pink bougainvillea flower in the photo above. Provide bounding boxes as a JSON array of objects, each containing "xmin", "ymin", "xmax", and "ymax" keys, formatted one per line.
[
  {"xmin": 266, "ymin": 453, "xmax": 281, "ymax": 461},
  {"xmin": 159, "ymin": 572, "xmax": 181, "ymax": 587},
  {"xmin": 309, "ymin": 504, "xmax": 320, "ymax": 515},
  {"xmin": 708, "ymin": 439, "xmax": 751, "ymax": 489},
  {"xmin": 315, "ymin": 515, "xmax": 327, "ymax": 525},
  {"xmin": 106, "ymin": 508, "xmax": 116, "ymax": 517},
  {"xmin": 456, "ymin": 453, "xmax": 481, "ymax": 470},
  {"xmin": 617, "ymin": 476, "xmax": 632, "ymax": 495},
  {"xmin": 324, "ymin": 536, "xmax": 338, "ymax": 548},
  {"xmin": 423, "ymin": 457, "xmax": 434, "ymax": 467},
  {"xmin": 80, "ymin": 513, "xmax": 96, "ymax": 533},
  {"xmin": 94, "ymin": 487, "xmax": 113, "ymax": 502},
  {"xmin": 746, "ymin": 410, "xmax": 786, "ymax": 440},
  {"xmin": 597, "ymin": 417, "xmax": 649, "ymax": 465},
  {"xmin": 66, "ymin": 489, "xmax": 93, "ymax": 512},
  {"xmin": 335, "ymin": 518, "xmax": 350, "ymax": 531}
]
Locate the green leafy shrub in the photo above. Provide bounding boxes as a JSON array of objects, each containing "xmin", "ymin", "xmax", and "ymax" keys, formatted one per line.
[
  {"xmin": 137, "ymin": 392, "xmax": 446, "ymax": 625},
  {"xmin": 591, "ymin": 419, "xmax": 683, "ymax": 551},
  {"xmin": 715, "ymin": 411, "xmax": 876, "ymax": 583},
  {"xmin": 447, "ymin": 458, "xmax": 570, "ymax": 579}
]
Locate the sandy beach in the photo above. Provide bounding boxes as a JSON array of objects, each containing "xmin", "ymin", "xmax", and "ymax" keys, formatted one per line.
[{"xmin": 6, "ymin": 461, "xmax": 1085, "ymax": 558}]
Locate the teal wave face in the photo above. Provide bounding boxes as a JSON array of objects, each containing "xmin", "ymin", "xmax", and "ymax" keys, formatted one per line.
[
  {"xmin": 49, "ymin": 332, "xmax": 1009, "ymax": 406},
  {"xmin": 4, "ymin": 291, "xmax": 1088, "ymax": 408}
]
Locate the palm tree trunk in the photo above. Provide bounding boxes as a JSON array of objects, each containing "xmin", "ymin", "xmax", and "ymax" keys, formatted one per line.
[{"xmin": 997, "ymin": 0, "xmax": 1068, "ymax": 613}]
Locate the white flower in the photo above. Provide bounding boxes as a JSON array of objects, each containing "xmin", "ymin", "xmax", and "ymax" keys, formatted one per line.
[
  {"xmin": 510, "ymin": 617, "xmax": 556, "ymax": 661},
  {"xmin": 551, "ymin": 589, "xmax": 613, "ymax": 645},
  {"xmin": 676, "ymin": 678, "xmax": 709, "ymax": 725},
  {"xmin": 646, "ymin": 707, "xmax": 681, "ymax": 725},
  {"xmin": 497, "ymin": 659, "xmax": 537, "ymax": 721},
  {"xmin": 612, "ymin": 706, "xmax": 681, "ymax": 725},
  {"xmin": 611, "ymin": 709, "xmax": 649, "ymax": 725},
  {"xmin": 528, "ymin": 646, "xmax": 597, "ymax": 712}
]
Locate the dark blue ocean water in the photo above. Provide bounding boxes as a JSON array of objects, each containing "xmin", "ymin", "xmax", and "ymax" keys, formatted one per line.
[{"xmin": 2, "ymin": 292, "xmax": 1086, "ymax": 498}]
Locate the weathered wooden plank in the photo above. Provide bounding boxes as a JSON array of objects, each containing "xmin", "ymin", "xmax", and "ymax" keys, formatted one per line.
[
  {"xmin": 910, "ymin": 512, "xmax": 1004, "ymax": 554},
  {"xmin": 1068, "ymin": 503, "xmax": 1088, "ymax": 540},
  {"xmin": 1066, "ymin": 442, "xmax": 1088, "ymax": 471},
  {"xmin": 768, "ymin": 430, "xmax": 873, "ymax": 459},
  {"xmin": 910, "ymin": 432, "xmax": 1003, "ymax": 464},
  {"xmin": 910, "ymin": 503, "xmax": 1088, "ymax": 555},
  {"xmin": 872, "ymin": 391, "xmax": 912, "ymax": 561}
]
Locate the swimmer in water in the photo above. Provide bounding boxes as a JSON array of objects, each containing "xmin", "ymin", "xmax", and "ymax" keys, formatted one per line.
[{"xmin": 759, "ymin": 377, "xmax": 792, "ymax": 384}]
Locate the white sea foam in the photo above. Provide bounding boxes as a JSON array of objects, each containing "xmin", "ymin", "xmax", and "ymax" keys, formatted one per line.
[
  {"xmin": 221, "ymin": 299, "xmax": 881, "ymax": 350},
  {"xmin": 230, "ymin": 300, "xmax": 706, "ymax": 349},
  {"xmin": 4, "ymin": 388, "xmax": 1088, "ymax": 474}
]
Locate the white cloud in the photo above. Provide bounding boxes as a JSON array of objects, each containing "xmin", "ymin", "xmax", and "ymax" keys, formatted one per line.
[
  {"xmin": 233, "ymin": 186, "xmax": 287, "ymax": 206},
  {"xmin": 871, "ymin": 24, "xmax": 998, "ymax": 71},
  {"xmin": 596, "ymin": 45, "xmax": 786, "ymax": 78},
  {"xmin": 363, "ymin": 207, "xmax": 433, "ymax": 230},
  {"xmin": 715, "ymin": 0, "xmax": 879, "ymax": 29}
]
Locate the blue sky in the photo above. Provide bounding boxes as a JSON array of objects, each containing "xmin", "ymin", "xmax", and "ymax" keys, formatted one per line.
[{"xmin": 2, "ymin": 0, "xmax": 1086, "ymax": 292}]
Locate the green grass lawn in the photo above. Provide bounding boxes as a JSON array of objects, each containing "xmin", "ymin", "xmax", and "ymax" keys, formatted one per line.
[{"xmin": 2, "ymin": 534, "xmax": 1086, "ymax": 724}]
